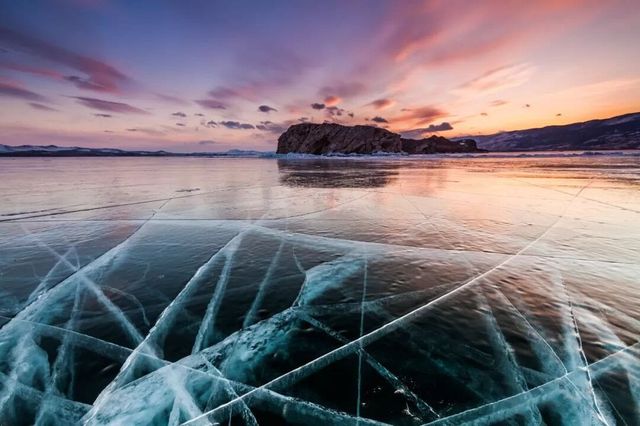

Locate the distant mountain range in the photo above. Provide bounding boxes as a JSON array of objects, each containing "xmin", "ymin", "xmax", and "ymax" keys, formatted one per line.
[
  {"xmin": 0, "ymin": 144, "xmax": 172, "ymax": 157},
  {"xmin": 467, "ymin": 112, "xmax": 640, "ymax": 151},
  {"xmin": 0, "ymin": 144, "xmax": 268, "ymax": 157}
]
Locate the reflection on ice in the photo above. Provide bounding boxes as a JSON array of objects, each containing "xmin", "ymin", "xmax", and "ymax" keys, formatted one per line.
[
  {"xmin": 0, "ymin": 156, "xmax": 638, "ymax": 425},
  {"xmin": 277, "ymin": 159, "xmax": 400, "ymax": 188}
]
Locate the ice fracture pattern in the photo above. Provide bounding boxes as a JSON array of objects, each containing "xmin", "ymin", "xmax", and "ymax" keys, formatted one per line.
[{"xmin": 0, "ymin": 155, "xmax": 639, "ymax": 425}]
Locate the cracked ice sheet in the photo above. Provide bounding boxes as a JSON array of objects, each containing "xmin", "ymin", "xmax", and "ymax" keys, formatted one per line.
[{"xmin": 1, "ymin": 155, "xmax": 639, "ymax": 425}]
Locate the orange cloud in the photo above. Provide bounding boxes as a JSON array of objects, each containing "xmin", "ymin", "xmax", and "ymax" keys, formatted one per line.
[
  {"xmin": 388, "ymin": 105, "xmax": 447, "ymax": 131},
  {"xmin": 323, "ymin": 95, "xmax": 341, "ymax": 106}
]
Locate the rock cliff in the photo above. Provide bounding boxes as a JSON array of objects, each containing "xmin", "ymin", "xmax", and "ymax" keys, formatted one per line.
[
  {"xmin": 277, "ymin": 123, "xmax": 482, "ymax": 154},
  {"xmin": 400, "ymin": 136, "xmax": 480, "ymax": 154},
  {"xmin": 276, "ymin": 123, "xmax": 401, "ymax": 154}
]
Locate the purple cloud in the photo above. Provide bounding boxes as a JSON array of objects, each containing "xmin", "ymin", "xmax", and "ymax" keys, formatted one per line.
[
  {"xmin": 219, "ymin": 121, "xmax": 254, "ymax": 130},
  {"xmin": 256, "ymin": 120, "xmax": 287, "ymax": 134},
  {"xmin": 94, "ymin": 113, "xmax": 112, "ymax": 118},
  {"xmin": 29, "ymin": 102, "xmax": 57, "ymax": 111},
  {"xmin": 258, "ymin": 105, "xmax": 277, "ymax": 113},
  {"xmin": 319, "ymin": 82, "xmax": 366, "ymax": 99},
  {"xmin": 0, "ymin": 27, "xmax": 131, "ymax": 93},
  {"xmin": 424, "ymin": 122, "xmax": 453, "ymax": 132},
  {"xmin": 195, "ymin": 99, "xmax": 227, "ymax": 110},
  {"xmin": 368, "ymin": 98, "xmax": 395, "ymax": 110},
  {"xmin": 0, "ymin": 81, "xmax": 47, "ymax": 101},
  {"xmin": 326, "ymin": 106, "xmax": 345, "ymax": 117},
  {"xmin": 371, "ymin": 116, "xmax": 388, "ymax": 123},
  {"xmin": 311, "ymin": 103, "xmax": 325, "ymax": 110},
  {"xmin": 72, "ymin": 96, "xmax": 149, "ymax": 114},
  {"xmin": 401, "ymin": 122, "xmax": 453, "ymax": 138},
  {"xmin": 156, "ymin": 93, "xmax": 189, "ymax": 105}
]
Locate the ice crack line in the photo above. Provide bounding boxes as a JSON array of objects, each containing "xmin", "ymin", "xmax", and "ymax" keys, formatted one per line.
[
  {"xmin": 179, "ymin": 181, "xmax": 587, "ymax": 425},
  {"xmin": 422, "ymin": 341, "xmax": 639, "ymax": 425}
]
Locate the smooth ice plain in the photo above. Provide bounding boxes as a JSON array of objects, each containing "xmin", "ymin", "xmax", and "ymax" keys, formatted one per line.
[{"xmin": 0, "ymin": 155, "xmax": 639, "ymax": 425}]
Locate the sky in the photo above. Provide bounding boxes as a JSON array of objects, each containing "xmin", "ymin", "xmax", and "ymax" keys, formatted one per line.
[{"xmin": 1, "ymin": 0, "xmax": 640, "ymax": 152}]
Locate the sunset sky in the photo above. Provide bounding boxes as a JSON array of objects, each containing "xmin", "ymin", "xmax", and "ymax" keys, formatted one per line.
[{"xmin": 1, "ymin": 0, "xmax": 639, "ymax": 152}]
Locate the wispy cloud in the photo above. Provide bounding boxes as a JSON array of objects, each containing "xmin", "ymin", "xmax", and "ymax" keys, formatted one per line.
[
  {"xmin": 368, "ymin": 98, "xmax": 395, "ymax": 110},
  {"xmin": 0, "ymin": 80, "xmax": 47, "ymax": 101},
  {"xmin": 72, "ymin": 96, "xmax": 149, "ymax": 114},
  {"xmin": 0, "ymin": 27, "xmax": 132, "ymax": 93},
  {"xmin": 156, "ymin": 93, "xmax": 189, "ymax": 105},
  {"xmin": 29, "ymin": 102, "xmax": 57, "ymax": 111},
  {"xmin": 256, "ymin": 120, "xmax": 287, "ymax": 134},
  {"xmin": 455, "ymin": 63, "xmax": 535, "ymax": 97},
  {"xmin": 319, "ymin": 82, "xmax": 366, "ymax": 99},
  {"xmin": 195, "ymin": 99, "xmax": 227, "ymax": 110},
  {"xmin": 390, "ymin": 105, "xmax": 447, "ymax": 129}
]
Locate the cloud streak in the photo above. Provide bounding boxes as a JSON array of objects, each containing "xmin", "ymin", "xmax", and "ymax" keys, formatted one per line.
[
  {"xmin": 72, "ymin": 96, "xmax": 149, "ymax": 114},
  {"xmin": 29, "ymin": 102, "xmax": 57, "ymax": 111},
  {"xmin": 0, "ymin": 27, "xmax": 131, "ymax": 93},
  {"xmin": 195, "ymin": 99, "xmax": 227, "ymax": 110},
  {"xmin": 368, "ymin": 98, "xmax": 395, "ymax": 110},
  {"xmin": 389, "ymin": 105, "xmax": 447, "ymax": 130},
  {"xmin": 455, "ymin": 63, "xmax": 535, "ymax": 96},
  {"xmin": 0, "ymin": 82, "xmax": 46, "ymax": 102}
]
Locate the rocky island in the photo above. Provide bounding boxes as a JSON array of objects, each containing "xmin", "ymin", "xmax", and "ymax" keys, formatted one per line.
[{"xmin": 276, "ymin": 123, "xmax": 483, "ymax": 155}]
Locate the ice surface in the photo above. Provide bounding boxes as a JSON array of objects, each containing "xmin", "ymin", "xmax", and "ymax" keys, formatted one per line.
[{"xmin": 0, "ymin": 156, "xmax": 639, "ymax": 425}]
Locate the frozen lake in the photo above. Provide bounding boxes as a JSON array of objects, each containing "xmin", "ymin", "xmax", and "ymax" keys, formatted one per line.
[{"xmin": 0, "ymin": 155, "xmax": 639, "ymax": 425}]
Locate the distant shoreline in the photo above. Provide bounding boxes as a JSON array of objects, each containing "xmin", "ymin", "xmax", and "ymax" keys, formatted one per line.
[{"xmin": 1, "ymin": 149, "xmax": 639, "ymax": 159}]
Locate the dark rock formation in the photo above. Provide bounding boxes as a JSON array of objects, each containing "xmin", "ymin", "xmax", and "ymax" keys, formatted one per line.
[
  {"xmin": 277, "ymin": 123, "xmax": 482, "ymax": 155},
  {"xmin": 277, "ymin": 123, "xmax": 401, "ymax": 154},
  {"xmin": 401, "ymin": 136, "xmax": 480, "ymax": 154}
]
